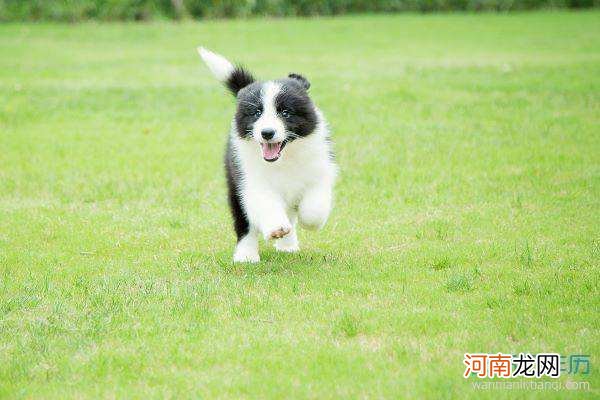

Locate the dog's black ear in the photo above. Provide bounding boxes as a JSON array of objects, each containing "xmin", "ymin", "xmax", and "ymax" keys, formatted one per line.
[
  {"xmin": 288, "ymin": 73, "xmax": 310, "ymax": 90},
  {"xmin": 227, "ymin": 66, "xmax": 255, "ymax": 96}
]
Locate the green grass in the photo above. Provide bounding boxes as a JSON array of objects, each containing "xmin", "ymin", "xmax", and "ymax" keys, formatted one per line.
[{"xmin": 1, "ymin": 11, "xmax": 599, "ymax": 399}]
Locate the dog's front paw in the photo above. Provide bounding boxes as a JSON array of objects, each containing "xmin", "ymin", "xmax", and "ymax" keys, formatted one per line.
[
  {"xmin": 264, "ymin": 225, "xmax": 291, "ymax": 240},
  {"xmin": 274, "ymin": 228, "xmax": 299, "ymax": 252},
  {"xmin": 233, "ymin": 246, "xmax": 260, "ymax": 263},
  {"xmin": 275, "ymin": 240, "xmax": 299, "ymax": 253},
  {"xmin": 269, "ymin": 226, "xmax": 291, "ymax": 239}
]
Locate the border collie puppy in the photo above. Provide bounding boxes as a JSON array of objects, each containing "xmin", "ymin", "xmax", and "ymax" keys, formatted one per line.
[{"xmin": 197, "ymin": 47, "xmax": 337, "ymax": 263}]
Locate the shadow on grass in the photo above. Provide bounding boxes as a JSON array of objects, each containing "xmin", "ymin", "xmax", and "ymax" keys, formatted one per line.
[{"xmin": 194, "ymin": 247, "xmax": 345, "ymax": 277}]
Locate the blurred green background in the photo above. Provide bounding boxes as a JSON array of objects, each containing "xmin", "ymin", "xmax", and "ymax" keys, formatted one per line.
[{"xmin": 0, "ymin": 0, "xmax": 598, "ymax": 21}]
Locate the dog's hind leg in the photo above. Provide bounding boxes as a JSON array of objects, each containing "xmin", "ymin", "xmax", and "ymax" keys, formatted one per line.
[{"xmin": 299, "ymin": 184, "xmax": 332, "ymax": 231}]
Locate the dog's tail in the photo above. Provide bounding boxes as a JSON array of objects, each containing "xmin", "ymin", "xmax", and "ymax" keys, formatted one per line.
[{"xmin": 197, "ymin": 47, "xmax": 255, "ymax": 96}]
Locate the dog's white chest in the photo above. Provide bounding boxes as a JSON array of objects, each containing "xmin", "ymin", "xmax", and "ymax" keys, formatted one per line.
[{"xmin": 234, "ymin": 133, "xmax": 335, "ymax": 206}]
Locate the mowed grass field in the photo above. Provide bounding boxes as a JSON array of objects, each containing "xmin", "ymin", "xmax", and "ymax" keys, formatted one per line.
[{"xmin": 1, "ymin": 11, "xmax": 599, "ymax": 399}]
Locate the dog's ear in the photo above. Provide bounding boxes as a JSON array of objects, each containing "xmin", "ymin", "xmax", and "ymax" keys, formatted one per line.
[
  {"xmin": 288, "ymin": 73, "xmax": 310, "ymax": 90},
  {"xmin": 198, "ymin": 47, "xmax": 255, "ymax": 96},
  {"xmin": 225, "ymin": 66, "xmax": 255, "ymax": 96}
]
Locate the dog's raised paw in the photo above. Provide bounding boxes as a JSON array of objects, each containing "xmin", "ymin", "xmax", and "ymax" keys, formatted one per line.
[{"xmin": 268, "ymin": 226, "xmax": 291, "ymax": 240}]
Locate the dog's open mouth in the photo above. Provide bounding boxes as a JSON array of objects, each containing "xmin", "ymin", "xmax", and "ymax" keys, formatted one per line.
[{"xmin": 261, "ymin": 141, "xmax": 286, "ymax": 162}]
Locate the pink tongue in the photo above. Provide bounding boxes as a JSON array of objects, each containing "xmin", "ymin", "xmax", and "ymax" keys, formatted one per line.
[{"xmin": 261, "ymin": 142, "xmax": 281, "ymax": 160}]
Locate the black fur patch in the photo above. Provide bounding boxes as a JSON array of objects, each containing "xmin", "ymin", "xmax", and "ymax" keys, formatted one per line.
[
  {"xmin": 226, "ymin": 66, "xmax": 255, "ymax": 96},
  {"xmin": 288, "ymin": 73, "xmax": 310, "ymax": 90},
  {"xmin": 234, "ymin": 82, "xmax": 263, "ymax": 139},
  {"xmin": 224, "ymin": 137, "xmax": 249, "ymax": 240},
  {"xmin": 275, "ymin": 79, "xmax": 317, "ymax": 140}
]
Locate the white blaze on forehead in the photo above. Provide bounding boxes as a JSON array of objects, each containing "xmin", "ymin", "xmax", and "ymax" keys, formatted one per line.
[
  {"xmin": 253, "ymin": 81, "xmax": 286, "ymax": 142},
  {"xmin": 262, "ymin": 81, "xmax": 280, "ymax": 109}
]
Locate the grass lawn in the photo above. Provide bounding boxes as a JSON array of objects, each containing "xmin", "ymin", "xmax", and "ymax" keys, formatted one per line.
[{"xmin": 1, "ymin": 10, "xmax": 599, "ymax": 399}]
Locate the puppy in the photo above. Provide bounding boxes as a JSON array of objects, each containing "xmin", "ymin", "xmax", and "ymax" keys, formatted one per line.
[{"xmin": 198, "ymin": 48, "xmax": 337, "ymax": 263}]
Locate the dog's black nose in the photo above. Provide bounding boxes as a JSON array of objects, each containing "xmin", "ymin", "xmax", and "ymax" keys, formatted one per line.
[{"xmin": 261, "ymin": 129, "xmax": 275, "ymax": 140}]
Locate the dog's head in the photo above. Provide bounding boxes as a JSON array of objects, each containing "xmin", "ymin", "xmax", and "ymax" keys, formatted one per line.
[{"xmin": 198, "ymin": 47, "xmax": 318, "ymax": 162}]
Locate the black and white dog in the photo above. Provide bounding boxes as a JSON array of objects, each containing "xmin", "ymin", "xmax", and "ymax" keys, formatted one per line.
[{"xmin": 198, "ymin": 47, "xmax": 337, "ymax": 263}]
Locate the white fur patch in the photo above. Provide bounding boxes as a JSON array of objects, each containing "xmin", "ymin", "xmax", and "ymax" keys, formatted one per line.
[
  {"xmin": 275, "ymin": 223, "xmax": 300, "ymax": 252},
  {"xmin": 252, "ymin": 82, "xmax": 286, "ymax": 143},
  {"xmin": 233, "ymin": 231, "xmax": 260, "ymax": 263}
]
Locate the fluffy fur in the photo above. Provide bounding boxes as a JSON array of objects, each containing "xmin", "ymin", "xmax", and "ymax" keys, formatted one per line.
[{"xmin": 198, "ymin": 47, "xmax": 337, "ymax": 262}]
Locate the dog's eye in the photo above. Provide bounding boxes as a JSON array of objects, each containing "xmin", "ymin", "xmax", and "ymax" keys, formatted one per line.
[
  {"xmin": 281, "ymin": 109, "xmax": 291, "ymax": 118},
  {"xmin": 253, "ymin": 109, "xmax": 262, "ymax": 118}
]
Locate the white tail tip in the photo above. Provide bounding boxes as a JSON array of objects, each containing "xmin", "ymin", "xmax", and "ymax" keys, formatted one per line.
[{"xmin": 197, "ymin": 46, "xmax": 235, "ymax": 82}]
